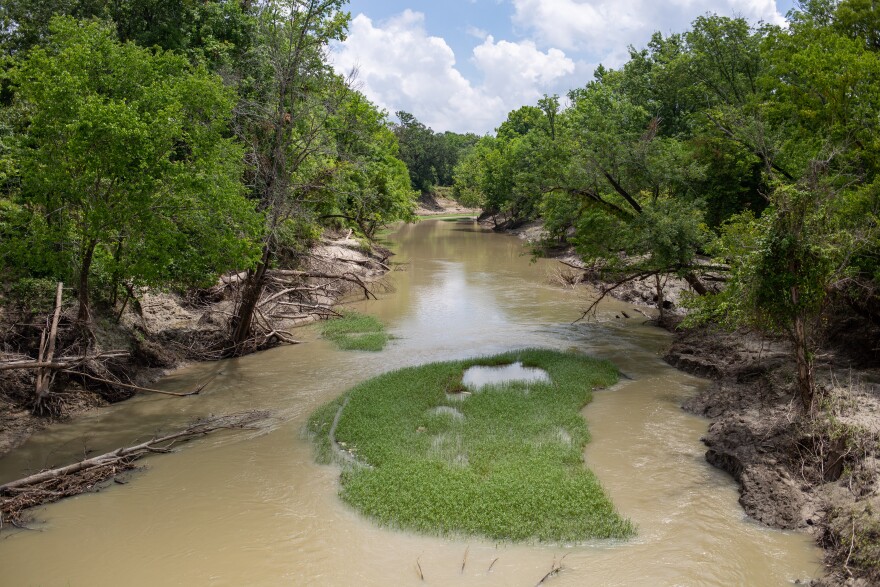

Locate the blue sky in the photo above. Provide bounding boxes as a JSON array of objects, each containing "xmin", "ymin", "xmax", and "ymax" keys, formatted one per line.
[{"xmin": 333, "ymin": 0, "xmax": 799, "ymax": 134}]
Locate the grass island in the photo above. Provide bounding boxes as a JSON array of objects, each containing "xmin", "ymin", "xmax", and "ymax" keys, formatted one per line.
[{"xmin": 308, "ymin": 348, "xmax": 634, "ymax": 542}]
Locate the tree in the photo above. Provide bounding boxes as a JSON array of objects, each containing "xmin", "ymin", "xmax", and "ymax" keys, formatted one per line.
[
  {"xmin": 391, "ymin": 111, "xmax": 437, "ymax": 192},
  {"xmin": 228, "ymin": 0, "xmax": 349, "ymax": 352},
  {"xmin": 4, "ymin": 16, "xmax": 260, "ymax": 322},
  {"xmin": 391, "ymin": 111, "xmax": 478, "ymax": 192},
  {"xmin": 319, "ymin": 89, "xmax": 416, "ymax": 239},
  {"xmin": 0, "ymin": 0, "xmax": 255, "ymax": 67},
  {"xmin": 453, "ymin": 102, "xmax": 560, "ymax": 224},
  {"xmin": 688, "ymin": 5, "xmax": 880, "ymax": 411}
]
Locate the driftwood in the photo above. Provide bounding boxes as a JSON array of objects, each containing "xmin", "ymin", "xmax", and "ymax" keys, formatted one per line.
[
  {"xmin": 34, "ymin": 282, "xmax": 64, "ymax": 406},
  {"xmin": 573, "ymin": 270, "xmax": 660, "ymax": 324},
  {"xmin": 270, "ymin": 270, "xmax": 377, "ymax": 300},
  {"xmin": 0, "ymin": 349, "xmax": 203, "ymax": 401},
  {"xmin": 0, "ymin": 411, "xmax": 270, "ymax": 527},
  {"xmin": 64, "ymin": 371, "xmax": 208, "ymax": 397},
  {"xmin": 534, "ymin": 554, "xmax": 569, "ymax": 586},
  {"xmin": 0, "ymin": 351, "xmax": 130, "ymax": 372}
]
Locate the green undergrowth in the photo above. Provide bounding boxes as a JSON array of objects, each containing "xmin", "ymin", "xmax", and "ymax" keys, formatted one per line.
[
  {"xmin": 319, "ymin": 310, "xmax": 390, "ymax": 351},
  {"xmin": 308, "ymin": 348, "xmax": 634, "ymax": 543}
]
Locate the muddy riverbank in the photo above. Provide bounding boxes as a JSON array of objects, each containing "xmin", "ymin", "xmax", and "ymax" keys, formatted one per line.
[
  {"xmin": 0, "ymin": 232, "xmax": 391, "ymax": 458},
  {"xmin": 665, "ymin": 327, "xmax": 880, "ymax": 586},
  {"xmin": 0, "ymin": 219, "xmax": 820, "ymax": 586}
]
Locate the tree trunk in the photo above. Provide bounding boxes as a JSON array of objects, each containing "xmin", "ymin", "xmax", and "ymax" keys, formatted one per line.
[
  {"xmin": 790, "ymin": 279, "xmax": 816, "ymax": 413},
  {"xmin": 34, "ymin": 282, "xmax": 64, "ymax": 407},
  {"xmin": 793, "ymin": 313, "xmax": 815, "ymax": 413},
  {"xmin": 683, "ymin": 271, "xmax": 709, "ymax": 296},
  {"xmin": 230, "ymin": 242, "xmax": 272, "ymax": 353},
  {"xmin": 77, "ymin": 240, "xmax": 97, "ymax": 323},
  {"xmin": 655, "ymin": 274, "xmax": 666, "ymax": 325}
]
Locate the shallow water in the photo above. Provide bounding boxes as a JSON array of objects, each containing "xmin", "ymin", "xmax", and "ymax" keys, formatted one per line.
[
  {"xmin": 461, "ymin": 362, "xmax": 551, "ymax": 389},
  {"xmin": 0, "ymin": 219, "xmax": 822, "ymax": 586}
]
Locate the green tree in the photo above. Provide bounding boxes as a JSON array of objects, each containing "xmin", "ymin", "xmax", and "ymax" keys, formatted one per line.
[
  {"xmin": 391, "ymin": 111, "xmax": 437, "ymax": 192},
  {"xmin": 321, "ymin": 90, "xmax": 416, "ymax": 239},
  {"xmin": 391, "ymin": 111, "xmax": 477, "ymax": 192},
  {"xmin": 228, "ymin": 0, "xmax": 350, "ymax": 352},
  {"xmin": 686, "ymin": 5, "xmax": 880, "ymax": 411},
  {"xmin": 4, "ymin": 16, "xmax": 260, "ymax": 322},
  {"xmin": 0, "ymin": 0, "xmax": 254, "ymax": 67}
]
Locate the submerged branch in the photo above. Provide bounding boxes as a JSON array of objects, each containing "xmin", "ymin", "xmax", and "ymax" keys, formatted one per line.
[{"xmin": 0, "ymin": 411, "xmax": 270, "ymax": 526}]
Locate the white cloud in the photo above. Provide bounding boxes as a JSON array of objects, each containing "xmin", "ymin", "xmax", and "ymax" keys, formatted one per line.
[
  {"xmin": 331, "ymin": 11, "xmax": 574, "ymax": 134},
  {"xmin": 473, "ymin": 36, "xmax": 575, "ymax": 100},
  {"xmin": 332, "ymin": 2, "xmax": 786, "ymax": 133},
  {"xmin": 512, "ymin": 0, "xmax": 786, "ymax": 66}
]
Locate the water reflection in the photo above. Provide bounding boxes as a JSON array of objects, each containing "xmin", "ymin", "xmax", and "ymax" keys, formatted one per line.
[{"xmin": 0, "ymin": 219, "xmax": 821, "ymax": 586}]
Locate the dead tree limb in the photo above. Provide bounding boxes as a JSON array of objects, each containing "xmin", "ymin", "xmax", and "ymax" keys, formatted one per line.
[
  {"xmin": 573, "ymin": 270, "xmax": 660, "ymax": 324},
  {"xmin": 0, "ymin": 351, "xmax": 130, "ymax": 372},
  {"xmin": 534, "ymin": 554, "xmax": 569, "ymax": 586},
  {"xmin": 261, "ymin": 330, "xmax": 301, "ymax": 346},
  {"xmin": 34, "ymin": 283, "xmax": 64, "ymax": 408},
  {"xmin": 62, "ymin": 371, "xmax": 206, "ymax": 397},
  {"xmin": 269, "ymin": 270, "xmax": 377, "ymax": 300},
  {"xmin": 557, "ymin": 259, "xmax": 585, "ymax": 271},
  {"xmin": 1, "ymin": 411, "xmax": 270, "ymax": 525},
  {"xmin": 259, "ymin": 282, "xmax": 341, "ymax": 307}
]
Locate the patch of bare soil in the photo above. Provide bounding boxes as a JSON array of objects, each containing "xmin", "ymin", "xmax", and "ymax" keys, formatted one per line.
[
  {"xmin": 415, "ymin": 192, "xmax": 479, "ymax": 216},
  {"xmin": 666, "ymin": 328, "xmax": 880, "ymax": 586},
  {"xmin": 0, "ymin": 234, "xmax": 391, "ymax": 459}
]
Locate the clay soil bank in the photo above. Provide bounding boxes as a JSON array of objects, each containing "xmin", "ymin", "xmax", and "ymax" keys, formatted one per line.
[
  {"xmin": 665, "ymin": 327, "xmax": 880, "ymax": 586},
  {"xmin": 0, "ymin": 232, "xmax": 391, "ymax": 458},
  {"xmin": 488, "ymin": 217, "xmax": 878, "ymax": 585}
]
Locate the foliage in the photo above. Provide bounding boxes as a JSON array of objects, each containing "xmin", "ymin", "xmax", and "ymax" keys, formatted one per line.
[
  {"xmin": 308, "ymin": 349, "xmax": 632, "ymax": 542},
  {"xmin": 321, "ymin": 91, "xmax": 416, "ymax": 239},
  {"xmin": 392, "ymin": 111, "xmax": 479, "ymax": 193},
  {"xmin": 6, "ymin": 277, "xmax": 64, "ymax": 314},
  {"xmin": 0, "ymin": 0, "xmax": 255, "ymax": 67},
  {"xmin": 319, "ymin": 310, "xmax": 390, "ymax": 352},
  {"xmin": 453, "ymin": 6, "xmax": 880, "ymax": 409},
  {"xmin": 2, "ymin": 17, "xmax": 261, "ymax": 319}
]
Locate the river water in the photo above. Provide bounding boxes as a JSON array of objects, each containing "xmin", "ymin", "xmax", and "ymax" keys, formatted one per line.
[{"xmin": 0, "ymin": 219, "xmax": 821, "ymax": 586}]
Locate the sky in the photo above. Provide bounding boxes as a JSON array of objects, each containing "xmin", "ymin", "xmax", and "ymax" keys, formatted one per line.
[{"xmin": 331, "ymin": 0, "xmax": 799, "ymax": 135}]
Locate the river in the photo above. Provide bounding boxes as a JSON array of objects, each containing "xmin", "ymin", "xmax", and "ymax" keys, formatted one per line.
[{"xmin": 0, "ymin": 219, "xmax": 821, "ymax": 586}]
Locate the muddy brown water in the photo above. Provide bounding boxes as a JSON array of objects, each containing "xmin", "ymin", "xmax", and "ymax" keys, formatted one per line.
[{"xmin": 0, "ymin": 219, "xmax": 821, "ymax": 586}]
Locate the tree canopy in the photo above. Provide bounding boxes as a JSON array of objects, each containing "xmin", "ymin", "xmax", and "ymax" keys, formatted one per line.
[
  {"xmin": 0, "ymin": 0, "xmax": 419, "ymax": 350},
  {"xmin": 452, "ymin": 2, "xmax": 880, "ymax": 411},
  {"xmin": 2, "ymin": 16, "xmax": 261, "ymax": 320}
]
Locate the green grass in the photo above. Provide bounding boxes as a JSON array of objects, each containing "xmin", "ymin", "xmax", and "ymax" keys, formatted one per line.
[
  {"xmin": 308, "ymin": 348, "xmax": 635, "ymax": 543},
  {"xmin": 319, "ymin": 310, "xmax": 390, "ymax": 352}
]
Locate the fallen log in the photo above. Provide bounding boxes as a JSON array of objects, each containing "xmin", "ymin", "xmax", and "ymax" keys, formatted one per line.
[
  {"xmin": 269, "ymin": 270, "xmax": 377, "ymax": 299},
  {"xmin": 0, "ymin": 411, "xmax": 270, "ymax": 526},
  {"xmin": 259, "ymin": 281, "xmax": 343, "ymax": 307},
  {"xmin": 0, "ymin": 351, "xmax": 130, "ymax": 372}
]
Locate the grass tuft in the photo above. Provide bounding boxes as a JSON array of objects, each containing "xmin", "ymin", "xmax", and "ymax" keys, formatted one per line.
[
  {"xmin": 319, "ymin": 310, "xmax": 390, "ymax": 352},
  {"xmin": 307, "ymin": 348, "xmax": 634, "ymax": 543}
]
